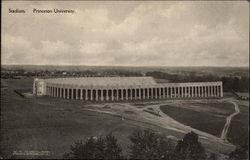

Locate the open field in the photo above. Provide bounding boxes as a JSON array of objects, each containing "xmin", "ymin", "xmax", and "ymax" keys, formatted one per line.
[
  {"xmin": 2, "ymin": 88, "xmax": 184, "ymax": 158},
  {"xmin": 227, "ymin": 101, "xmax": 249, "ymax": 147},
  {"xmin": 160, "ymin": 102, "xmax": 234, "ymax": 137},
  {"xmin": 1, "ymin": 78, "xmax": 245, "ymax": 158}
]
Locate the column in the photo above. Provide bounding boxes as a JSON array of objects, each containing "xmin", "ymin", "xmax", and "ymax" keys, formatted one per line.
[
  {"xmin": 79, "ymin": 89, "xmax": 82, "ymax": 100},
  {"xmin": 138, "ymin": 88, "xmax": 141, "ymax": 100},
  {"xmin": 85, "ymin": 89, "xmax": 88, "ymax": 100},
  {"xmin": 59, "ymin": 88, "xmax": 61, "ymax": 98},
  {"xmin": 111, "ymin": 89, "xmax": 114, "ymax": 101},
  {"xmin": 205, "ymin": 86, "xmax": 208, "ymax": 97},
  {"xmin": 180, "ymin": 87, "xmax": 183, "ymax": 98},
  {"xmin": 197, "ymin": 86, "xmax": 199, "ymax": 97},
  {"xmin": 147, "ymin": 88, "xmax": 150, "ymax": 99},
  {"xmin": 190, "ymin": 87, "xmax": 193, "ymax": 98},
  {"xmin": 67, "ymin": 88, "xmax": 69, "ymax": 99},
  {"xmin": 74, "ymin": 89, "xmax": 77, "ymax": 100},
  {"xmin": 54, "ymin": 87, "xmax": 56, "ymax": 97},
  {"xmin": 54, "ymin": 87, "xmax": 55, "ymax": 97},
  {"xmin": 106, "ymin": 90, "xmax": 109, "ymax": 101},
  {"xmin": 120, "ymin": 89, "xmax": 123, "ymax": 101},
  {"xmin": 62, "ymin": 88, "xmax": 65, "ymax": 99},
  {"xmin": 129, "ymin": 89, "xmax": 132, "ymax": 100},
  {"xmin": 143, "ymin": 89, "xmax": 145, "ymax": 99},
  {"xmin": 125, "ymin": 89, "xmax": 128, "ymax": 100},
  {"xmin": 100, "ymin": 90, "xmax": 103, "ymax": 101},
  {"xmin": 194, "ymin": 87, "xmax": 196, "ymax": 98},
  {"xmin": 188, "ymin": 86, "xmax": 191, "ymax": 98},
  {"xmin": 95, "ymin": 89, "xmax": 98, "ymax": 101},
  {"xmin": 163, "ymin": 88, "xmax": 166, "ymax": 98},
  {"xmin": 173, "ymin": 87, "xmax": 175, "ymax": 98},
  {"xmin": 220, "ymin": 85, "xmax": 223, "ymax": 97},
  {"xmin": 170, "ymin": 87, "xmax": 173, "ymax": 98},
  {"xmin": 90, "ymin": 89, "xmax": 93, "ymax": 101},
  {"xmin": 202, "ymin": 86, "xmax": 204, "ymax": 97},
  {"xmin": 56, "ymin": 87, "xmax": 58, "ymax": 98},
  {"xmin": 211, "ymin": 86, "xmax": 214, "ymax": 97},
  {"xmin": 71, "ymin": 89, "xmax": 73, "ymax": 100},
  {"xmin": 208, "ymin": 86, "xmax": 211, "ymax": 97},
  {"xmin": 151, "ymin": 88, "xmax": 154, "ymax": 99},
  {"xmin": 55, "ymin": 87, "xmax": 57, "ymax": 97},
  {"xmin": 159, "ymin": 88, "xmax": 162, "ymax": 99},
  {"xmin": 116, "ymin": 89, "xmax": 119, "ymax": 101}
]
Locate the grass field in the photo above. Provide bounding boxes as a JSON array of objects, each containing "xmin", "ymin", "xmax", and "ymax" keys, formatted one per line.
[
  {"xmin": 0, "ymin": 78, "xmax": 242, "ymax": 158},
  {"xmin": 160, "ymin": 102, "xmax": 235, "ymax": 137},
  {"xmin": 1, "ymin": 79, "xmax": 184, "ymax": 158},
  {"xmin": 227, "ymin": 103, "xmax": 249, "ymax": 147}
]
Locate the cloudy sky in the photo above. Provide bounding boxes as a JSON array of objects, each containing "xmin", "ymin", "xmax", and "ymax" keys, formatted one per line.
[{"xmin": 2, "ymin": 1, "xmax": 249, "ymax": 66}]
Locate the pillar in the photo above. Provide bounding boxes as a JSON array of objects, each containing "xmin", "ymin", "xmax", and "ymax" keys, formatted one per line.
[
  {"xmin": 111, "ymin": 89, "xmax": 114, "ymax": 101},
  {"xmin": 201, "ymin": 86, "xmax": 203, "ymax": 97},
  {"xmin": 125, "ymin": 89, "xmax": 128, "ymax": 100},
  {"xmin": 147, "ymin": 88, "xmax": 150, "ymax": 99},
  {"xmin": 62, "ymin": 88, "xmax": 65, "ymax": 99},
  {"xmin": 116, "ymin": 89, "xmax": 119, "ymax": 101},
  {"xmin": 67, "ymin": 88, "xmax": 69, "ymax": 99},
  {"xmin": 138, "ymin": 88, "xmax": 141, "ymax": 100},
  {"xmin": 220, "ymin": 85, "xmax": 223, "ymax": 97},
  {"xmin": 204, "ymin": 86, "xmax": 207, "ymax": 97},
  {"xmin": 170, "ymin": 87, "xmax": 172, "ymax": 98},
  {"xmin": 211, "ymin": 86, "xmax": 214, "ymax": 97},
  {"xmin": 192, "ymin": 87, "xmax": 194, "ymax": 97},
  {"xmin": 106, "ymin": 89, "xmax": 109, "ymax": 101},
  {"xmin": 163, "ymin": 88, "xmax": 166, "ymax": 98},
  {"xmin": 90, "ymin": 89, "xmax": 93, "ymax": 101},
  {"xmin": 194, "ymin": 87, "xmax": 196, "ymax": 98}
]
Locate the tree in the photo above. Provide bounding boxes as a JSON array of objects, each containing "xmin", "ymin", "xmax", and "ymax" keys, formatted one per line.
[
  {"xmin": 173, "ymin": 131, "xmax": 207, "ymax": 160},
  {"xmin": 64, "ymin": 133, "xmax": 123, "ymax": 159},
  {"xmin": 104, "ymin": 133, "xmax": 123, "ymax": 159},
  {"xmin": 129, "ymin": 129, "xmax": 174, "ymax": 159},
  {"xmin": 229, "ymin": 142, "xmax": 249, "ymax": 160}
]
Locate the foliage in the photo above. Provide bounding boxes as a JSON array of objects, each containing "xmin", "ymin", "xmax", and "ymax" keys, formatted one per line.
[
  {"xmin": 65, "ymin": 133, "xmax": 123, "ymax": 159},
  {"xmin": 129, "ymin": 129, "xmax": 174, "ymax": 159},
  {"xmin": 229, "ymin": 141, "xmax": 249, "ymax": 160},
  {"xmin": 146, "ymin": 71, "xmax": 249, "ymax": 92},
  {"xmin": 172, "ymin": 131, "xmax": 207, "ymax": 160}
]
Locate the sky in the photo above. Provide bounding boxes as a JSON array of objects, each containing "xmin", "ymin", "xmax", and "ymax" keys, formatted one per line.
[{"xmin": 2, "ymin": 1, "xmax": 249, "ymax": 67}]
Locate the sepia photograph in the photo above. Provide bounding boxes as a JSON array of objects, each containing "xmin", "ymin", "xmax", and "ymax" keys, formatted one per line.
[{"xmin": 1, "ymin": 1, "xmax": 249, "ymax": 159}]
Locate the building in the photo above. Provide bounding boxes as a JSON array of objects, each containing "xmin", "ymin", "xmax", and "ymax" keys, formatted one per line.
[{"xmin": 33, "ymin": 77, "xmax": 223, "ymax": 101}]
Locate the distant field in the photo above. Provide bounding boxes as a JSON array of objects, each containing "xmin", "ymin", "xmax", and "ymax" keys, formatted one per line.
[
  {"xmin": 160, "ymin": 102, "xmax": 235, "ymax": 137},
  {"xmin": 227, "ymin": 103, "xmax": 249, "ymax": 147},
  {"xmin": 154, "ymin": 78, "xmax": 170, "ymax": 83}
]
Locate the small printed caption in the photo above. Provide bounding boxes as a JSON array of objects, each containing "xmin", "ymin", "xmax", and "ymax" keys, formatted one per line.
[{"xmin": 9, "ymin": 8, "xmax": 75, "ymax": 14}]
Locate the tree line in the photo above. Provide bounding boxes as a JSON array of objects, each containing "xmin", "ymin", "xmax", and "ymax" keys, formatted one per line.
[
  {"xmin": 63, "ymin": 129, "xmax": 248, "ymax": 160},
  {"xmin": 146, "ymin": 71, "xmax": 249, "ymax": 92}
]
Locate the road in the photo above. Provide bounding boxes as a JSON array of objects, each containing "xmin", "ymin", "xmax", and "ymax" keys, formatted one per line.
[{"xmin": 220, "ymin": 101, "xmax": 240, "ymax": 141}]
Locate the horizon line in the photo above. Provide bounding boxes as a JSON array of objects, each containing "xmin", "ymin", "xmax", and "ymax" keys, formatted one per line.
[{"xmin": 1, "ymin": 64, "xmax": 249, "ymax": 68}]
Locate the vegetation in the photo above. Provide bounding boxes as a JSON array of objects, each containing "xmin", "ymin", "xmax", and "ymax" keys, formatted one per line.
[
  {"xmin": 65, "ymin": 130, "xmax": 212, "ymax": 160},
  {"xmin": 128, "ymin": 129, "xmax": 174, "ymax": 159},
  {"xmin": 173, "ymin": 131, "xmax": 207, "ymax": 160},
  {"xmin": 229, "ymin": 142, "xmax": 249, "ymax": 160},
  {"xmin": 146, "ymin": 71, "xmax": 249, "ymax": 92},
  {"xmin": 64, "ymin": 133, "xmax": 123, "ymax": 159}
]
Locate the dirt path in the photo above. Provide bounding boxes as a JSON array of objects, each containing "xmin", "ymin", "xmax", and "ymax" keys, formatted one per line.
[{"xmin": 220, "ymin": 101, "xmax": 240, "ymax": 141}]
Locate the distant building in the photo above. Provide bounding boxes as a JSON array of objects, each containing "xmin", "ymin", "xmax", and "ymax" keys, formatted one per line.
[{"xmin": 33, "ymin": 77, "xmax": 223, "ymax": 100}]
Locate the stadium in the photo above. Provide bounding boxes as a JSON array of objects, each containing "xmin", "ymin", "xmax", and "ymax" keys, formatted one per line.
[{"xmin": 33, "ymin": 77, "xmax": 223, "ymax": 101}]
